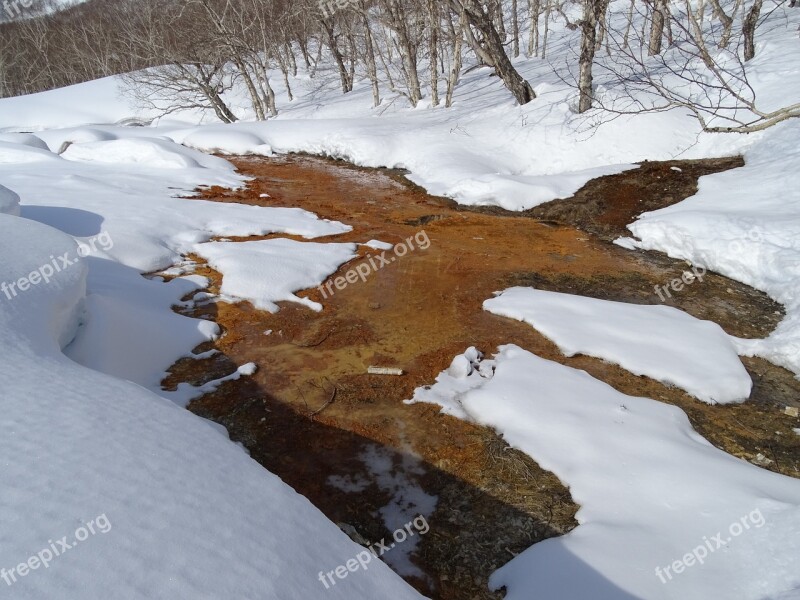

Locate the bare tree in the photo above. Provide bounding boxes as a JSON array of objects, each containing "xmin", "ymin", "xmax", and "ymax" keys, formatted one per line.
[
  {"xmin": 450, "ymin": 0, "xmax": 536, "ymax": 104},
  {"xmin": 597, "ymin": 0, "xmax": 799, "ymax": 132}
]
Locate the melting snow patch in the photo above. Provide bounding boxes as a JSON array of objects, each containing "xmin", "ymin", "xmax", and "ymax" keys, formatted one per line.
[
  {"xmin": 409, "ymin": 344, "xmax": 800, "ymax": 600},
  {"xmin": 194, "ymin": 238, "xmax": 357, "ymax": 312},
  {"xmin": 484, "ymin": 287, "xmax": 751, "ymax": 404},
  {"xmin": 360, "ymin": 444, "xmax": 437, "ymax": 579}
]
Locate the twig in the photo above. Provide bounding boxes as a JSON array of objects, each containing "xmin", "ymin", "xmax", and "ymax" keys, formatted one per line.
[{"xmin": 310, "ymin": 386, "xmax": 338, "ymax": 419}]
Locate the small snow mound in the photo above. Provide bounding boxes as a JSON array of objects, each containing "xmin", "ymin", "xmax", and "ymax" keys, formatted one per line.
[
  {"xmin": 57, "ymin": 127, "xmax": 117, "ymax": 146},
  {"xmin": 448, "ymin": 354, "xmax": 473, "ymax": 378},
  {"xmin": 447, "ymin": 346, "xmax": 484, "ymax": 378},
  {"xmin": 363, "ymin": 239, "xmax": 394, "ymax": 250},
  {"xmin": 182, "ymin": 129, "xmax": 273, "ymax": 156},
  {"xmin": 0, "ymin": 132, "xmax": 49, "ymax": 150},
  {"xmin": 0, "ymin": 184, "xmax": 21, "ymax": 216},
  {"xmin": 0, "ymin": 140, "xmax": 59, "ymax": 164},
  {"xmin": 62, "ymin": 137, "xmax": 230, "ymax": 170},
  {"xmin": 238, "ymin": 362, "xmax": 258, "ymax": 376}
]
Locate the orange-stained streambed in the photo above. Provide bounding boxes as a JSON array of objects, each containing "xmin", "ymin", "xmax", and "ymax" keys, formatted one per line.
[{"xmin": 164, "ymin": 155, "xmax": 799, "ymax": 599}]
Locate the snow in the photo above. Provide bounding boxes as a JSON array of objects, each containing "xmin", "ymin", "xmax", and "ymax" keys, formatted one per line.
[
  {"xmin": 0, "ymin": 132, "xmax": 49, "ymax": 150},
  {"xmin": 0, "ymin": 183, "xmax": 20, "ymax": 216},
  {"xmin": 0, "ymin": 213, "xmax": 425, "ymax": 600},
  {"xmin": 181, "ymin": 128, "xmax": 274, "ymax": 156},
  {"xmin": 484, "ymin": 287, "xmax": 752, "ymax": 404},
  {"xmin": 359, "ymin": 445, "xmax": 438, "ymax": 579},
  {"xmin": 63, "ymin": 259, "xmax": 219, "ymax": 394},
  {"xmin": 363, "ymin": 239, "xmax": 394, "ymax": 251},
  {"xmin": 409, "ymin": 345, "xmax": 800, "ymax": 600},
  {"xmin": 623, "ymin": 121, "xmax": 800, "ymax": 378},
  {"xmin": 194, "ymin": 238, "xmax": 357, "ymax": 312},
  {"xmin": 0, "ymin": 141, "xmax": 61, "ymax": 164},
  {"xmin": 62, "ymin": 137, "xmax": 237, "ymax": 170},
  {"xmin": 0, "ymin": 76, "xmax": 165, "ymax": 130}
]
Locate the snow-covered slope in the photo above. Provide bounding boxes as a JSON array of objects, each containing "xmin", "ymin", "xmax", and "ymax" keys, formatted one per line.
[{"xmin": 0, "ymin": 214, "xmax": 425, "ymax": 600}]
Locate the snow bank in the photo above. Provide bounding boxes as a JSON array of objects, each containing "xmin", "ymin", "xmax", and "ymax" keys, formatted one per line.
[
  {"xmin": 62, "ymin": 137, "xmax": 234, "ymax": 170},
  {"xmin": 181, "ymin": 127, "xmax": 274, "ymax": 156},
  {"xmin": 0, "ymin": 75, "xmax": 156, "ymax": 131},
  {"xmin": 624, "ymin": 121, "xmax": 800, "ymax": 377},
  {"xmin": 1, "ymin": 135, "xmax": 350, "ymax": 274},
  {"xmin": 0, "ymin": 141, "xmax": 59, "ymax": 164},
  {"xmin": 0, "ymin": 132, "xmax": 49, "ymax": 150},
  {"xmin": 64, "ymin": 261, "xmax": 220, "ymax": 392},
  {"xmin": 0, "ymin": 214, "xmax": 425, "ymax": 600},
  {"xmin": 484, "ymin": 287, "xmax": 752, "ymax": 403},
  {"xmin": 409, "ymin": 345, "xmax": 800, "ymax": 600},
  {"xmin": 195, "ymin": 238, "xmax": 358, "ymax": 312},
  {"xmin": 0, "ymin": 134, "xmax": 351, "ymax": 397},
  {"xmin": 0, "ymin": 183, "xmax": 20, "ymax": 216}
]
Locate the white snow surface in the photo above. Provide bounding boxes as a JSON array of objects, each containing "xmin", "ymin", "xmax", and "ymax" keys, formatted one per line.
[
  {"xmin": 194, "ymin": 238, "xmax": 358, "ymax": 312},
  {"xmin": 0, "ymin": 214, "xmax": 425, "ymax": 600},
  {"xmin": 484, "ymin": 287, "xmax": 752, "ymax": 403},
  {"xmin": 409, "ymin": 345, "xmax": 800, "ymax": 600},
  {"xmin": 0, "ymin": 183, "xmax": 20, "ymax": 215},
  {"xmin": 623, "ymin": 121, "xmax": 800, "ymax": 378}
]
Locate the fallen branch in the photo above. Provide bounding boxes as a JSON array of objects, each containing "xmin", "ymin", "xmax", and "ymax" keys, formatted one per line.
[{"xmin": 310, "ymin": 386, "xmax": 337, "ymax": 419}]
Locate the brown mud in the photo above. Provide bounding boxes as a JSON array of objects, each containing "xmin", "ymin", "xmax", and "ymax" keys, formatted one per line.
[{"xmin": 165, "ymin": 154, "xmax": 800, "ymax": 599}]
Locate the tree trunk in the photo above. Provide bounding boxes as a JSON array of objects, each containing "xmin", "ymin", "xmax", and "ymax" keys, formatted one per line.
[
  {"xmin": 528, "ymin": 0, "xmax": 540, "ymax": 56},
  {"xmin": 322, "ymin": 18, "xmax": 353, "ymax": 93},
  {"xmin": 578, "ymin": 0, "xmax": 607, "ymax": 113},
  {"xmin": 430, "ymin": 0, "xmax": 440, "ymax": 106},
  {"xmin": 360, "ymin": 3, "xmax": 381, "ymax": 107},
  {"xmin": 446, "ymin": 8, "xmax": 465, "ymax": 107},
  {"xmin": 743, "ymin": 0, "xmax": 763, "ymax": 61},
  {"xmin": 511, "ymin": 0, "xmax": 520, "ymax": 57},
  {"xmin": 648, "ymin": 0, "xmax": 667, "ymax": 55},
  {"xmin": 452, "ymin": 0, "xmax": 535, "ymax": 105}
]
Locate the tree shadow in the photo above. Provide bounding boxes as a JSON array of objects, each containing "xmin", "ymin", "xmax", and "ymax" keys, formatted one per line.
[
  {"xmin": 21, "ymin": 205, "xmax": 105, "ymax": 237},
  {"xmin": 167, "ymin": 323, "xmax": 640, "ymax": 599}
]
